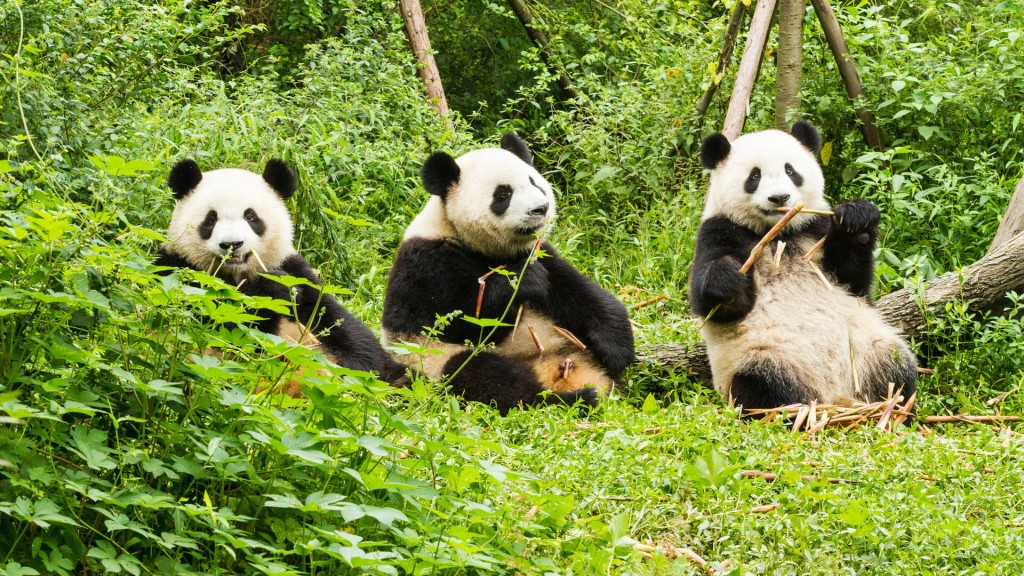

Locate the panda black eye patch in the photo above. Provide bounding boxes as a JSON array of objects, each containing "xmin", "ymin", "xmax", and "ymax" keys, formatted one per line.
[
  {"xmin": 744, "ymin": 167, "xmax": 761, "ymax": 194},
  {"xmin": 785, "ymin": 163, "xmax": 804, "ymax": 187},
  {"xmin": 491, "ymin": 184, "xmax": 513, "ymax": 215},
  {"xmin": 198, "ymin": 210, "xmax": 218, "ymax": 240},
  {"xmin": 244, "ymin": 208, "xmax": 267, "ymax": 236},
  {"xmin": 528, "ymin": 176, "xmax": 546, "ymax": 196}
]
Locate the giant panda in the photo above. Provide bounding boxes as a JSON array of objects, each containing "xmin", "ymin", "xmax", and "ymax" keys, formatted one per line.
[
  {"xmin": 155, "ymin": 158, "xmax": 406, "ymax": 385},
  {"xmin": 382, "ymin": 133, "xmax": 635, "ymax": 414},
  {"xmin": 689, "ymin": 121, "xmax": 917, "ymax": 410}
]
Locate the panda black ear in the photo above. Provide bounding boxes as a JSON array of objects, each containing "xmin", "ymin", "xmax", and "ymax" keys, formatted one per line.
[
  {"xmin": 421, "ymin": 152, "xmax": 460, "ymax": 199},
  {"xmin": 263, "ymin": 159, "xmax": 298, "ymax": 200},
  {"xmin": 699, "ymin": 133, "xmax": 731, "ymax": 169},
  {"xmin": 790, "ymin": 121, "xmax": 823, "ymax": 155},
  {"xmin": 168, "ymin": 159, "xmax": 203, "ymax": 200},
  {"xmin": 499, "ymin": 132, "xmax": 533, "ymax": 166}
]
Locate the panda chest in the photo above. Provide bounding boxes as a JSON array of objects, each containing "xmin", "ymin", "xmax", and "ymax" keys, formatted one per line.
[{"xmin": 751, "ymin": 237, "xmax": 830, "ymax": 297}]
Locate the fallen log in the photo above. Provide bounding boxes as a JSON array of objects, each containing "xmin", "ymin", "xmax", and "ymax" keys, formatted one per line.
[{"xmin": 641, "ymin": 232, "xmax": 1024, "ymax": 385}]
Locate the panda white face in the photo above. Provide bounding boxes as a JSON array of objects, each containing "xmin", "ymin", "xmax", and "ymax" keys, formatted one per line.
[
  {"xmin": 164, "ymin": 159, "xmax": 297, "ymax": 280},
  {"xmin": 701, "ymin": 122, "xmax": 829, "ymax": 233},
  {"xmin": 408, "ymin": 133, "xmax": 556, "ymax": 259}
]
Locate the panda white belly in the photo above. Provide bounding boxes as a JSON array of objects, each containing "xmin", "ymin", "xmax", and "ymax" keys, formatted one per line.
[
  {"xmin": 701, "ymin": 237, "xmax": 913, "ymax": 403},
  {"xmin": 387, "ymin": 308, "xmax": 614, "ymax": 395}
]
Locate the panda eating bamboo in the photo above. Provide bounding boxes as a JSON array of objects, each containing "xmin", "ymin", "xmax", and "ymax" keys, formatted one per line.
[
  {"xmin": 382, "ymin": 133, "xmax": 635, "ymax": 414},
  {"xmin": 690, "ymin": 121, "xmax": 917, "ymax": 410},
  {"xmin": 155, "ymin": 158, "xmax": 406, "ymax": 386}
]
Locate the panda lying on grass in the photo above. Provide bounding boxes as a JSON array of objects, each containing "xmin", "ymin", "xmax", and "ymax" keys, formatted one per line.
[
  {"xmin": 382, "ymin": 133, "xmax": 635, "ymax": 414},
  {"xmin": 156, "ymin": 158, "xmax": 406, "ymax": 386},
  {"xmin": 690, "ymin": 121, "xmax": 917, "ymax": 410}
]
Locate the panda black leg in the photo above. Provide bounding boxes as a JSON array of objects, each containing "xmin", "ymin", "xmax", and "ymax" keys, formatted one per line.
[
  {"xmin": 863, "ymin": 355, "xmax": 919, "ymax": 404},
  {"xmin": 442, "ymin": 350, "xmax": 598, "ymax": 415},
  {"xmin": 730, "ymin": 364, "xmax": 813, "ymax": 412}
]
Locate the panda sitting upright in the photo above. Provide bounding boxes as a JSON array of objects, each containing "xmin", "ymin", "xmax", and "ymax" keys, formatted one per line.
[
  {"xmin": 689, "ymin": 121, "xmax": 917, "ymax": 410},
  {"xmin": 382, "ymin": 133, "xmax": 635, "ymax": 414},
  {"xmin": 156, "ymin": 158, "xmax": 406, "ymax": 385}
]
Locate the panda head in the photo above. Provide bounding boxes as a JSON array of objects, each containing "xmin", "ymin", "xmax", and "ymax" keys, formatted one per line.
[
  {"xmin": 700, "ymin": 121, "xmax": 829, "ymax": 233},
  {"xmin": 411, "ymin": 132, "xmax": 555, "ymax": 259},
  {"xmin": 164, "ymin": 158, "xmax": 298, "ymax": 280}
]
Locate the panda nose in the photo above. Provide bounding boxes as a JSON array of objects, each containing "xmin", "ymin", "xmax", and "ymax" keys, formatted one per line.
[
  {"xmin": 529, "ymin": 204, "xmax": 549, "ymax": 216},
  {"xmin": 219, "ymin": 241, "xmax": 244, "ymax": 253},
  {"xmin": 768, "ymin": 194, "xmax": 791, "ymax": 206}
]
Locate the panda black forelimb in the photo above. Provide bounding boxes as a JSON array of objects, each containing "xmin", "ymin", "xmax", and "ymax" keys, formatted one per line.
[
  {"xmin": 533, "ymin": 244, "xmax": 635, "ymax": 381},
  {"xmin": 689, "ymin": 217, "xmax": 760, "ymax": 322},
  {"xmin": 821, "ymin": 200, "xmax": 880, "ymax": 299},
  {"xmin": 383, "ymin": 238, "xmax": 533, "ymax": 345}
]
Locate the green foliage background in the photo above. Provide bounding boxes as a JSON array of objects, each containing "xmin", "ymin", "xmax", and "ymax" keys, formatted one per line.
[{"xmin": 2, "ymin": 0, "xmax": 1024, "ymax": 573}]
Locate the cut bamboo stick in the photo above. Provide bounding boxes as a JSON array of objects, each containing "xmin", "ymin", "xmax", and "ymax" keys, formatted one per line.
[{"xmin": 776, "ymin": 207, "xmax": 833, "ymax": 216}]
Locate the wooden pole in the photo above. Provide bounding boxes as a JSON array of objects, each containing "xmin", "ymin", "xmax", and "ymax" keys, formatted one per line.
[
  {"xmin": 695, "ymin": 2, "xmax": 748, "ymax": 123},
  {"xmin": 989, "ymin": 175, "xmax": 1024, "ymax": 252},
  {"xmin": 722, "ymin": 0, "xmax": 778, "ymax": 140},
  {"xmin": 809, "ymin": 0, "xmax": 883, "ymax": 150},
  {"xmin": 506, "ymin": 0, "xmax": 580, "ymax": 100},
  {"xmin": 399, "ymin": 0, "xmax": 451, "ymax": 119},
  {"xmin": 774, "ymin": 0, "xmax": 805, "ymax": 128}
]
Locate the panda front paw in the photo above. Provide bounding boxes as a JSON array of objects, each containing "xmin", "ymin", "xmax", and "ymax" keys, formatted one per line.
[
  {"xmin": 513, "ymin": 260, "xmax": 550, "ymax": 302},
  {"xmin": 832, "ymin": 200, "xmax": 879, "ymax": 245},
  {"xmin": 548, "ymin": 386, "xmax": 600, "ymax": 412},
  {"xmin": 702, "ymin": 257, "xmax": 749, "ymax": 304}
]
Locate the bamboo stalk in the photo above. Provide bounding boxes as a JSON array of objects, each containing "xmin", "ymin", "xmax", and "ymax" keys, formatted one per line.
[
  {"xmin": 699, "ymin": 204, "xmax": 806, "ymax": 329},
  {"xmin": 550, "ymin": 324, "xmax": 587, "ymax": 350},
  {"xmin": 807, "ymin": 260, "xmax": 834, "ymax": 291},
  {"xmin": 776, "ymin": 207, "xmax": 833, "ymax": 216},
  {"xmin": 925, "ymin": 414, "xmax": 1021, "ymax": 424},
  {"xmin": 987, "ymin": 386, "xmax": 1020, "ymax": 406},
  {"xmin": 740, "ymin": 203, "xmax": 805, "ymax": 273},
  {"xmin": 802, "ymin": 235, "xmax": 828, "ymax": 261},
  {"xmin": 526, "ymin": 323, "xmax": 544, "ymax": 352},
  {"xmin": 773, "ymin": 241, "xmax": 786, "ymax": 267},
  {"xmin": 892, "ymin": 390, "xmax": 917, "ymax": 428},
  {"xmin": 475, "ymin": 265, "xmax": 507, "ymax": 318},
  {"xmin": 629, "ymin": 293, "xmax": 668, "ymax": 311}
]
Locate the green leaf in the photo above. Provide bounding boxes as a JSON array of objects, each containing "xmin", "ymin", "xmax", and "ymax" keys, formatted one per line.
[
  {"xmin": 359, "ymin": 505, "xmax": 408, "ymax": 527},
  {"xmin": 640, "ymin": 393, "xmax": 659, "ymax": 413},
  {"xmin": 68, "ymin": 427, "xmax": 117, "ymax": 470},
  {"xmin": 590, "ymin": 166, "xmax": 619, "ymax": 184},
  {"xmin": 460, "ymin": 316, "xmax": 512, "ymax": 328},
  {"xmin": 0, "ymin": 562, "xmax": 41, "ymax": 576}
]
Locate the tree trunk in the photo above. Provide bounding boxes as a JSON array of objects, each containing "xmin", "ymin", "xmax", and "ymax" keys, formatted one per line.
[
  {"xmin": 989, "ymin": 175, "xmax": 1024, "ymax": 252},
  {"xmin": 399, "ymin": 0, "xmax": 451, "ymax": 119},
  {"xmin": 808, "ymin": 0, "xmax": 883, "ymax": 150},
  {"xmin": 722, "ymin": 0, "xmax": 778, "ymax": 140},
  {"xmin": 506, "ymin": 0, "xmax": 580, "ymax": 100},
  {"xmin": 774, "ymin": 0, "xmax": 804, "ymax": 128},
  {"xmin": 642, "ymin": 232, "xmax": 1024, "ymax": 384},
  {"xmin": 696, "ymin": 2, "xmax": 749, "ymax": 124}
]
